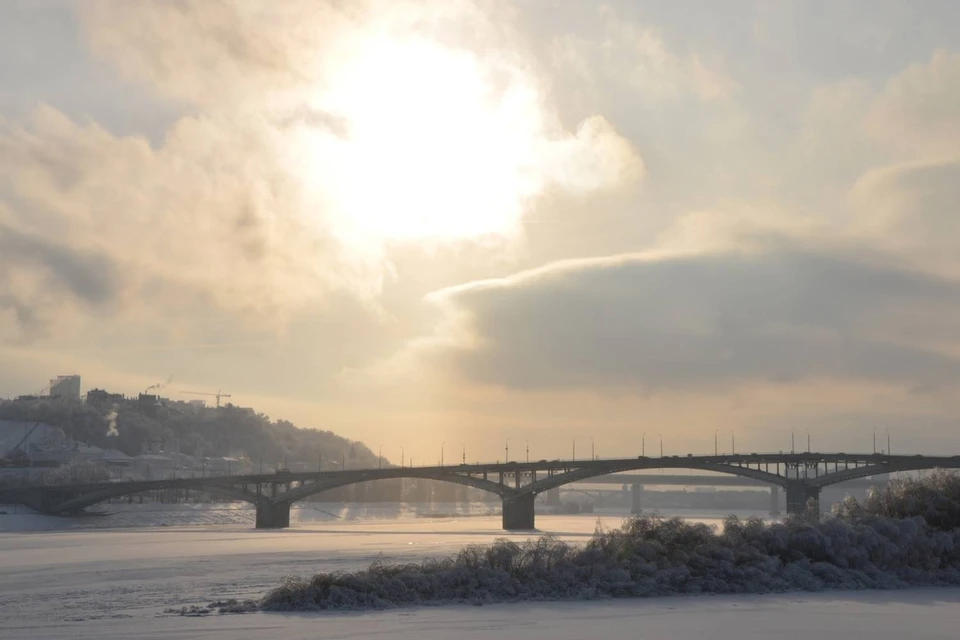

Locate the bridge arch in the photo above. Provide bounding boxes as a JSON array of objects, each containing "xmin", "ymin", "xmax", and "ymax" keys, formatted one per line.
[
  {"xmin": 521, "ymin": 459, "xmax": 788, "ymax": 496},
  {"xmin": 51, "ymin": 481, "xmax": 264, "ymax": 513},
  {"xmin": 275, "ymin": 468, "xmax": 515, "ymax": 505},
  {"xmin": 809, "ymin": 459, "xmax": 960, "ymax": 488}
]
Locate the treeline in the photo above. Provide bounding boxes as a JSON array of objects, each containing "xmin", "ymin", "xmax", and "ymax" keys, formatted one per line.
[
  {"xmin": 257, "ymin": 470, "xmax": 960, "ymax": 611},
  {"xmin": 0, "ymin": 397, "xmax": 377, "ymax": 468}
]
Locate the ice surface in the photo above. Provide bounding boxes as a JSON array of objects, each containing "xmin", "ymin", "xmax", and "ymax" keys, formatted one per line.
[{"xmin": 2, "ymin": 509, "xmax": 960, "ymax": 639}]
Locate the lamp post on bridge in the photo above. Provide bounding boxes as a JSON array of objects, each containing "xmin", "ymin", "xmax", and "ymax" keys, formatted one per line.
[
  {"xmin": 714, "ymin": 429, "xmax": 719, "ymax": 456},
  {"xmin": 440, "ymin": 441, "xmax": 445, "ymax": 467},
  {"xmin": 461, "ymin": 443, "xmax": 466, "ymax": 465},
  {"xmin": 378, "ymin": 445, "xmax": 383, "ymax": 470},
  {"xmin": 505, "ymin": 438, "xmax": 511, "ymax": 463},
  {"xmin": 658, "ymin": 433, "xmax": 663, "ymax": 457},
  {"xmin": 525, "ymin": 439, "xmax": 529, "ymax": 463},
  {"xmin": 791, "ymin": 430, "xmax": 795, "ymax": 454},
  {"xmin": 873, "ymin": 429, "xmax": 877, "ymax": 455},
  {"xmin": 887, "ymin": 429, "xmax": 891, "ymax": 455},
  {"xmin": 806, "ymin": 430, "xmax": 811, "ymax": 453},
  {"xmin": 730, "ymin": 431, "xmax": 735, "ymax": 455},
  {"xmin": 572, "ymin": 437, "xmax": 576, "ymax": 462},
  {"xmin": 400, "ymin": 445, "xmax": 405, "ymax": 468},
  {"xmin": 590, "ymin": 437, "xmax": 595, "ymax": 461},
  {"xmin": 642, "ymin": 432, "xmax": 646, "ymax": 457}
]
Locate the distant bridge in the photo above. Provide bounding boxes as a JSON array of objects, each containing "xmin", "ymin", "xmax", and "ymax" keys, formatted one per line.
[
  {"xmin": 571, "ymin": 474, "xmax": 883, "ymax": 489},
  {"xmin": 563, "ymin": 474, "xmax": 885, "ymax": 512},
  {"xmin": 4, "ymin": 453, "xmax": 958, "ymax": 530}
]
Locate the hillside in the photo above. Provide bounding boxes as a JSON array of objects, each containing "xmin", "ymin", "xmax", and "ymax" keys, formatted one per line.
[{"xmin": 0, "ymin": 396, "xmax": 378, "ymax": 470}]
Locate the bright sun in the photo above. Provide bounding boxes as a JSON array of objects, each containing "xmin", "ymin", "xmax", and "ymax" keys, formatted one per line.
[{"xmin": 295, "ymin": 35, "xmax": 548, "ymax": 250}]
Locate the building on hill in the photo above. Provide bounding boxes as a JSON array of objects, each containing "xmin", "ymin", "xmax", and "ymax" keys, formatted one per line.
[
  {"xmin": 138, "ymin": 393, "xmax": 161, "ymax": 418},
  {"xmin": 86, "ymin": 388, "xmax": 125, "ymax": 408},
  {"xmin": 50, "ymin": 375, "xmax": 81, "ymax": 401}
]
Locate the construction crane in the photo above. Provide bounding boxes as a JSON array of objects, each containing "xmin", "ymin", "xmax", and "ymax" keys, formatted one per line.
[
  {"xmin": 1, "ymin": 422, "xmax": 41, "ymax": 467},
  {"xmin": 182, "ymin": 389, "xmax": 232, "ymax": 408},
  {"xmin": 10, "ymin": 422, "xmax": 41, "ymax": 455}
]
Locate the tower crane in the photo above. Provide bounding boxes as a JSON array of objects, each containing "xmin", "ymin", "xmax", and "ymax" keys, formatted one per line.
[{"xmin": 182, "ymin": 389, "xmax": 232, "ymax": 408}]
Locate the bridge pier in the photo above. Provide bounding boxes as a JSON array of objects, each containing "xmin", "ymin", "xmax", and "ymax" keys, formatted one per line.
[
  {"xmin": 631, "ymin": 482, "xmax": 644, "ymax": 515},
  {"xmin": 769, "ymin": 486, "xmax": 781, "ymax": 516},
  {"xmin": 255, "ymin": 501, "xmax": 291, "ymax": 528},
  {"xmin": 785, "ymin": 483, "xmax": 820, "ymax": 517},
  {"xmin": 502, "ymin": 493, "xmax": 535, "ymax": 530}
]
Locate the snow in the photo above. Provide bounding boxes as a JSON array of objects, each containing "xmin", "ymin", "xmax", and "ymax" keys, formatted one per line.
[{"xmin": 2, "ymin": 506, "xmax": 959, "ymax": 638}]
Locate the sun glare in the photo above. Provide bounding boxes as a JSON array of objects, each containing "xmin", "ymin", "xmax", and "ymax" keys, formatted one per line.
[{"xmin": 295, "ymin": 36, "xmax": 547, "ymax": 251}]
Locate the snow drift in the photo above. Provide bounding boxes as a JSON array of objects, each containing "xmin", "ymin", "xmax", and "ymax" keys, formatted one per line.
[{"xmin": 260, "ymin": 472, "xmax": 960, "ymax": 611}]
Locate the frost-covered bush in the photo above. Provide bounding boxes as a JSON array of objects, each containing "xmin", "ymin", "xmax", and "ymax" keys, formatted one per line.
[
  {"xmin": 834, "ymin": 469, "xmax": 960, "ymax": 532},
  {"xmin": 260, "ymin": 472, "xmax": 960, "ymax": 611}
]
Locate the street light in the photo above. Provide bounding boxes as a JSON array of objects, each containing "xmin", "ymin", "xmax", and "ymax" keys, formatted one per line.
[
  {"xmin": 378, "ymin": 445, "xmax": 383, "ymax": 470},
  {"xmin": 642, "ymin": 432, "xmax": 646, "ymax": 457},
  {"xmin": 730, "ymin": 431, "xmax": 735, "ymax": 455},
  {"xmin": 461, "ymin": 442, "xmax": 466, "ymax": 464},
  {"xmin": 791, "ymin": 430, "xmax": 795, "ymax": 454},
  {"xmin": 505, "ymin": 438, "xmax": 511, "ymax": 463},
  {"xmin": 658, "ymin": 433, "xmax": 663, "ymax": 457},
  {"xmin": 572, "ymin": 437, "xmax": 576, "ymax": 461},
  {"xmin": 714, "ymin": 428, "xmax": 719, "ymax": 456},
  {"xmin": 886, "ymin": 429, "xmax": 891, "ymax": 455},
  {"xmin": 525, "ymin": 440, "xmax": 530, "ymax": 463},
  {"xmin": 440, "ymin": 441, "xmax": 446, "ymax": 467},
  {"xmin": 806, "ymin": 430, "xmax": 811, "ymax": 454},
  {"xmin": 590, "ymin": 437, "xmax": 595, "ymax": 461},
  {"xmin": 400, "ymin": 445, "xmax": 405, "ymax": 468}
]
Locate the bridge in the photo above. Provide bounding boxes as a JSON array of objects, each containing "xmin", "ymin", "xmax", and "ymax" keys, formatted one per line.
[{"xmin": 4, "ymin": 453, "xmax": 959, "ymax": 530}]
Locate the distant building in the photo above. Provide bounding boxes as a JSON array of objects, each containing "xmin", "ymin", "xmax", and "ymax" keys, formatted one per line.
[
  {"xmin": 50, "ymin": 375, "xmax": 81, "ymax": 401},
  {"xmin": 138, "ymin": 393, "xmax": 161, "ymax": 418},
  {"xmin": 86, "ymin": 388, "xmax": 125, "ymax": 407}
]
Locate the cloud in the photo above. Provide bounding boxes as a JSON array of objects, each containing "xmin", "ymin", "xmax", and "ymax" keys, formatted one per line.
[
  {"xmin": 549, "ymin": 4, "xmax": 737, "ymax": 104},
  {"xmin": 0, "ymin": 1, "xmax": 645, "ymax": 346},
  {"xmin": 850, "ymin": 158, "xmax": 960, "ymax": 278},
  {"xmin": 78, "ymin": 0, "xmax": 335, "ymax": 107},
  {"xmin": 424, "ymin": 241, "xmax": 960, "ymax": 392},
  {"xmin": 0, "ymin": 219, "xmax": 120, "ymax": 339},
  {"xmin": 866, "ymin": 51, "xmax": 960, "ymax": 156},
  {"xmin": 0, "ymin": 106, "xmax": 344, "ymax": 326}
]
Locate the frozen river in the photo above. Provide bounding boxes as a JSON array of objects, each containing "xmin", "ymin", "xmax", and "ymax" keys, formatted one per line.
[{"xmin": 2, "ymin": 504, "xmax": 960, "ymax": 639}]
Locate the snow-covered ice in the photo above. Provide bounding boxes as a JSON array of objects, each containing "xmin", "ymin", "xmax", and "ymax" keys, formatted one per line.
[{"xmin": 2, "ymin": 505, "xmax": 959, "ymax": 639}]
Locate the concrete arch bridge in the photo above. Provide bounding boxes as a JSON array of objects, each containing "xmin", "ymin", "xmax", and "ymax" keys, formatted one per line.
[{"xmin": 5, "ymin": 453, "xmax": 959, "ymax": 530}]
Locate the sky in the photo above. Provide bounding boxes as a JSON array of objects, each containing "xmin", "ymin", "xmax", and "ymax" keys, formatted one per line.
[{"xmin": 2, "ymin": 0, "xmax": 960, "ymax": 464}]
